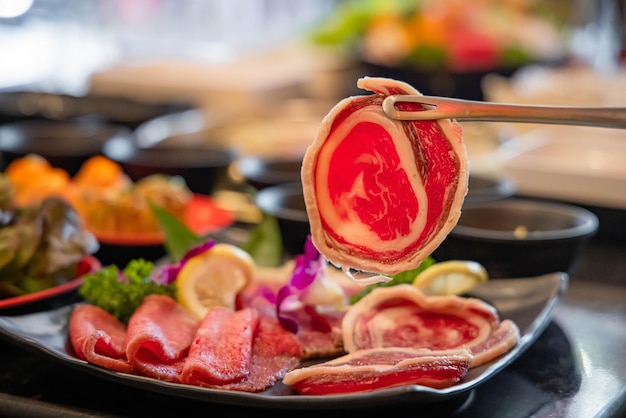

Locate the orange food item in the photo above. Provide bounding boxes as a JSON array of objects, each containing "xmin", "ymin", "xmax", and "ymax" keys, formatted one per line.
[
  {"xmin": 73, "ymin": 155, "xmax": 130, "ymax": 191},
  {"xmin": 66, "ymin": 155, "xmax": 132, "ymax": 218},
  {"xmin": 362, "ymin": 13, "xmax": 413, "ymax": 65},
  {"xmin": 5, "ymin": 154, "xmax": 71, "ymax": 206},
  {"xmin": 3, "ymin": 155, "xmax": 196, "ymax": 236},
  {"xmin": 78, "ymin": 175, "xmax": 192, "ymax": 235},
  {"xmin": 5, "ymin": 153, "xmax": 49, "ymax": 180},
  {"xmin": 407, "ymin": 9, "xmax": 447, "ymax": 48}
]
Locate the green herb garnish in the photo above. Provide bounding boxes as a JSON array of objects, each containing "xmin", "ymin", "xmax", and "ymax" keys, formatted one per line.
[
  {"xmin": 149, "ymin": 202, "xmax": 204, "ymax": 263},
  {"xmin": 79, "ymin": 259, "xmax": 176, "ymax": 323},
  {"xmin": 77, "ymin": 203, "xmax": 284, "ymax": 321},
  {"xmin": 349, "ymin": 255, "xmax": 436, "ymax": 304}
]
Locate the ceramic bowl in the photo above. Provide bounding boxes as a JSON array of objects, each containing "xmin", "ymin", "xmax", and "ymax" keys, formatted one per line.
[
  {"xmin": 0, "ymin": 91, "xmax": 192, "ymax": 129},
  {"xmin": 252, "ymin": 176, "xmax": 520, "ymax": 261},
  {"xmin": 102, "ymin": 135, "xmax": 233, "ymax": 196},
  {"xmin": 359, "ymin": 60, "xmax": 520, "ymax": 101},
  {"xmin": 254, "ymin": 182, "xmax": 309, "ymax": 257},
  {"xmin": 464, "ymin": 174, "xmax": 516, "ymax": 206},
  {"xmin": 0, "ymin": 119, "xmax": 130, "ymax": 176},
  {"xmin": 236, "ymin": 156, "xmax": 302, "ymax": 190},
  {"xmin": 433, "ymin": 198, "xmax": 599, "ymax": 278}
]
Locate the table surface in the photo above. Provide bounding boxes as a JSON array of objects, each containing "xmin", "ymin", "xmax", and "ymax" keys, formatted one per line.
[{"xmin": 0, "ymin": 236, "xmax": 624, "ymax": 418}]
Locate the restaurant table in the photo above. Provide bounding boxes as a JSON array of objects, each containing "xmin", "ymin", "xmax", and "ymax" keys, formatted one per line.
[{"xmin": 0, "ymin": 235, "xmax": 625, "ymax": 418}]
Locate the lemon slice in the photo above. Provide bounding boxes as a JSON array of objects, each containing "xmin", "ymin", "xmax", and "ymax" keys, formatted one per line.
[
  {"xmin": 413, "ymin": 260, "xmax": 488, "ymax": 296},
  {"xmin": 176, "ymin": 243, "xmax": 255, "ymax": 319}
]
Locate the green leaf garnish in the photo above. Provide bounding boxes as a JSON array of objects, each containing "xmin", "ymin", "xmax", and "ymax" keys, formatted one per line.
[
  {"xmin": 349, "ymin": 255, "xmax": 436, "ymax": 304},
  {"xmin": 240, "ymin": 213, "xmax": 283, "ymax": 267},
  {"xmin": 149, "ymin": 202, "xmax": 204, "ymax": 263},
  {"xmin": 150, "ymin": 201, "xmax": 283, "ymax": 267}
]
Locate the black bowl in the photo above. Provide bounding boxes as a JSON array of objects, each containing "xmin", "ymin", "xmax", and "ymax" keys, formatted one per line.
[
  {"xmin": 102, "ymin": 135, "xmax": 234, "ymax": 195},
  {"xmin": 0, "ymin": 119, "xmax": 130, "ymax": 176},
  {"xmin": 252, "ymin": 177, "xmax": 519, "ymax": 260},
  {"xmin": 237, "ymin": 156, "xmax": 303, "ymax": 190},
  {"xmin": 254, "ymin": 182, "xmax": 310, "ymax": 257},
  {"xmin": 465, "ymin": 174, "xmax": 516, "ymax": 206},
  {"xmin": 0, "ymin": 91, "xmax": 193, "ymax": 129},
  {"xmin": 434, "ymin": 199, "xmax": 599, "ymax": 278},
  {"xmin": 359, "ymin": 60, "xmax": 521, "ymax": 101},
  {"xmin": 95, "ymin": 242, "xmax": 168, "ymax": 268}
]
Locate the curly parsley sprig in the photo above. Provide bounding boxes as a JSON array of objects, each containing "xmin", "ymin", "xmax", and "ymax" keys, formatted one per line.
[{"xmin": 79, "ymin": 259, "xmax": 176, "ymax": 324}]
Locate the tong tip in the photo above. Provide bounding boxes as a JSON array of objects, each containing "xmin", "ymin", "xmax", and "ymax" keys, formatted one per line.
[
  {"xmin": 381, "ymin": 96, "xmax": 401, "ymax": 120},
  {"xmin": 382, "ymin": 95, "xmax": 439, "ymax": 121}
]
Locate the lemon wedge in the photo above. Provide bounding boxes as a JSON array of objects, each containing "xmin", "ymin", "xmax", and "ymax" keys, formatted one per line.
[
  {"xmin": 176, "ymin": 243, "xmax": 255, "ymax": 319},
  {"xmin": 413, "ymin": 260, "xmax": 488, "ymax": 296}
]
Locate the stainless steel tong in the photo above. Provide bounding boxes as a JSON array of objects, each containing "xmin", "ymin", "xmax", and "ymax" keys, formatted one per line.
[{"xmin": 382, "ymin": 95, "xmax": 626, "ymax": 128}]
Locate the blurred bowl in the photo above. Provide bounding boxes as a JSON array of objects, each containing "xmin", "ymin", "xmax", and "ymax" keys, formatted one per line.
[
  {"xmin": 0, "ymin": 91, "xmax": 193, "ymax": 129},
  {"xmin": 465, "ymin": 174, "xmax": 516, "ymax": 206},
  {"xmin": 0, "ymin": 119, "xmax": 130, "ymax": 176},
  {"xmin": 102, "ymin": 135, "xmax": 234, "ymax": 195},
  {"xmin": 252, "ymin": 176, "xmax": 518, "ymax": 260},
  {"xmin": 359, "ymin": 60, "xmax": 521, "ymax": 101},
  {"xmin": 433, "ymin": 199, "xmax": 599, "ymax": 278},
  {"xmin": 237, "ymin": 156, "xmax": 303, "ymax": 190},
  {"xmin": 255, "ymin": 182, "xmax": 309, "ymax": 256}
]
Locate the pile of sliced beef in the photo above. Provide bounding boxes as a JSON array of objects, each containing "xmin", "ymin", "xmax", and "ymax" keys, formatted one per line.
[
  {"xmin": 70, "ymin": 295, "xmax": 303, "ymax": 392},
  {"xmin": 69, "ymin": 77, "xmax": 520, "ymax": 395},
  {"xmin": 283, "ymin": 285, "xmax": 520, "ymax": 394},
  {"xmin": 69, "ymin": 284, "xmax": 519, "ymax": 394}
]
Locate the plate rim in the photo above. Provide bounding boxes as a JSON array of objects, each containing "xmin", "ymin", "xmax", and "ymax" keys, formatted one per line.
[{"xmin": 0, "ymin": 255, "xmax": 100, "ymax": 310}]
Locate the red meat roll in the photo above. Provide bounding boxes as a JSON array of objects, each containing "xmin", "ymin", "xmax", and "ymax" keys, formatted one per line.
[{"xmin": 301, "ymin": 77, "xmax": 468, "ymax": 277}]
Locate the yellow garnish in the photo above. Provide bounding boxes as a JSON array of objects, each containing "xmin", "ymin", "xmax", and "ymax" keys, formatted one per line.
[
  {"xmin": 176, "ymin": 243, "xmax": 254, "ymax": 319},
  {"xmin": 413, "ymin": 260, "xmax": 488, "ymax": 296}
]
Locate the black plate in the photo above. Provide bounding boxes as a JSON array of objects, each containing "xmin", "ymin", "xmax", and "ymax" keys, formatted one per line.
[{"xmin": 0, "ymin": 273, "xmax": 567, "ymax": 410}]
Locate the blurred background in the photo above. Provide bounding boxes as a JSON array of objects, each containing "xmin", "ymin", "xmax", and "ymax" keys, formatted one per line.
[{"xmin": 1, "ymin": 0, "xmax": 625, "ymax": 252}]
